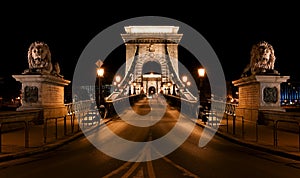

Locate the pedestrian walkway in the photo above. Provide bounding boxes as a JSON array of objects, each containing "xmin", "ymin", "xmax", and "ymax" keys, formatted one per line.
[
  {"xmin": 0, "ymin": 110, "xmax": 113, "ymax": 162},
  {"xmin": 195, "ymin": 114, "xmax": 300, "ymax": 161},
  {"xmin": 1, "ymin": 107, "xmax": 300, "ymax": 162}
]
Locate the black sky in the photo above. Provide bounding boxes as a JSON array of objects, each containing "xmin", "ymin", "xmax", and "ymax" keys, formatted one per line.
[{"xmin": 1, "ymin": 8, "xmax": 299, "ymax": 98}]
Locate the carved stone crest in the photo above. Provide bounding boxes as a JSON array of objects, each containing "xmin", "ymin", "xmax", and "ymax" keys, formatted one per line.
[
  {"xmin": 263, "ymin": 87, "xmax": 278, "ymax": 103},
  {"xmin": 24, "ymin": 86, "xmax": 38, "ymax": 103}
]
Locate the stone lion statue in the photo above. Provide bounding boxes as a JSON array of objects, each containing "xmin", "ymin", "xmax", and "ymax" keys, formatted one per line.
[
  {"xmin": 241, "ymin": 41, "xmax": 278, "ymax": 77},
  {"xmin": 23, "ymin": 41, "xmax": 53, "ymax": 74},
  {"xmin": 51, "ymin": 61, "xmax": 64, "ymax": 78}
]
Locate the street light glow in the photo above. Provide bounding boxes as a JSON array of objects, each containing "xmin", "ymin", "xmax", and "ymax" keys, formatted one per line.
[
  {"xmin": 198, "ymin": 68, "xmax": 205, "ymax": 77},
  {"xmin": 182, "ymin": 76, "xmax": 188, "ymax": 83},
  {"xmin": 116, "ymin": 75, "xmax": 121, "ymax": 83},
  {"xmin": 97, "ymin": 68, "xmax": 104, "ymax": 77}
]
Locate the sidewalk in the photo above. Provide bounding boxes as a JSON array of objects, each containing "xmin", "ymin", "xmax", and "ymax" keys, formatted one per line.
[
  {"xmin": 0, "ymin": 114, "xmax": 112, "ymax": 162},
  {"xmin": 1, "ymin": 112, "xmax": 300, "ymax": 162},
  {"xmin": 195, "ymin": 116, "xmax": 300, "ymax": 161}
]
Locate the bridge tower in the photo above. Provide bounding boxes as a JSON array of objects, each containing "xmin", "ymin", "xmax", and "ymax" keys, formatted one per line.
[{"xmin": 107, "ymin": 26, "xmax": 197, "ymax": 101}]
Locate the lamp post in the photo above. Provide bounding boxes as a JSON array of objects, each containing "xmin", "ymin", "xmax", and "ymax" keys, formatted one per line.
[
  {"xmin": 128, "ymin": 81, "xmax": 132, "ymax": 96},
  {"xmin": 133, "ymin": 82, "xmax": 136, "ymax": 95},
  {"xmin": 182, "ymin": 76, "xmax": 188, "ymax": 83},
  {"xmin": 115, "ymin": 75, "xmax": 121, "ymax": 92},
  {"xmin": 96, "ymin": 67, "xmax": 104, "ymax": 110},
  {"xmin": 198, "ymin": 68, "xmax": 205, "ymax": 107},
  {"xmin": 197, "ymin": 68, "xmax": 206, "ymax": 123},
  {"xmin": 172, "ymin": 83, "xmax": 176, "ymax": 96},
  {"xmin": 167, "ymin": 82, "xmax": 171, "ymax": 95},
  {"xmin": 95, "ymin": 59, "xmax": 104, "ymax": 112}
]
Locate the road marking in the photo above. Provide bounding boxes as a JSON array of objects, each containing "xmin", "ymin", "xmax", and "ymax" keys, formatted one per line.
[
  {"xmin": 121, "ymin": 161, "xmax": 141, "ymax": 178},
  {"xmin": 146, "ymin": 142, "xmax": 156, "ymax": 178},
  {"xmin": 162, "ymin": 156, "xmax": 200, "ymax": 178},
  {"xmin": 102, "ymin": 161, "xmax": 131, "ymax": 178}
]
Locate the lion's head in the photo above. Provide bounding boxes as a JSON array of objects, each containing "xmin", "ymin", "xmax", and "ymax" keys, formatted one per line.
[
  {"xmin": 27, "ymin": 41, "xmax": 52, "ymax": 74},
  {"xmin": 250, "ymin": 41, "xmax": 276, "ymax": 74},
  {"xmin": 241, "ymin": 41, "xmax": 277, "ymax": 77}
]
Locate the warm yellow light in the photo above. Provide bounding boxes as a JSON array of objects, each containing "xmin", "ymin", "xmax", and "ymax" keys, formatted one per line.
[
  {"xmin": 97, "ymin": 68, "xmax": 104, "ymax": 77},
  {"xmin": 115, "ymin": 75, "xmax": 121, "ymax": 83},
  {"xmin": 187, "ymin": 81, "xmax": 191, "ymax": 86},
  {"xmin": 198, "ymin": 68, "xmax": 205, "ymax": 77},
  {"xmin": 182, "ymin": 76, "xmax": 188, "ymax": 83}
]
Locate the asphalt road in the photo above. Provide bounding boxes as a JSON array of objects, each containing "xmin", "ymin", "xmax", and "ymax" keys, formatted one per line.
[{"xmin": 0, "ymin": 98, "xmax": 300, "ymax": 178}]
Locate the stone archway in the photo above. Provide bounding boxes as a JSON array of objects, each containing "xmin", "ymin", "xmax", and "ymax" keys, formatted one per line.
[
  {"xmin": 142, "ymin": 61, "xmax": 161, "ymax": 74},
  {"xmin": 148, "ymin": 86, "xmax": 156, "ymax": 97}
]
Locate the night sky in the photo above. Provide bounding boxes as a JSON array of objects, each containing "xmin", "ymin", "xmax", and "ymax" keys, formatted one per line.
[{"xmin": 1, "ymin": 10, "xmax": 299, "ymax": 99}]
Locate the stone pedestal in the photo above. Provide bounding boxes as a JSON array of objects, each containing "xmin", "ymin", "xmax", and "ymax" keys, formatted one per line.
[
  {"xmin": 12, "ymin": 74, "xmax": 71, "ymax": 120},
  {"xmin": 232, "ymin": 75, "xmax": 289, "ymax": 120}
]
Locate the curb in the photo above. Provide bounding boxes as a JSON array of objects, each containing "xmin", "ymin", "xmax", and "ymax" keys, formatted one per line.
[
  {"xmin": 194, "ymin": 121, "xmax": 300, "ymax": 161},
  {"xmin": 0, "ymin": 118, "xmax": 112, "ymax": 162}
]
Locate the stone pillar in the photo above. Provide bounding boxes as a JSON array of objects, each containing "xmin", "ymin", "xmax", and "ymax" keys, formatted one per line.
[
  {"xmin": 12, "ymin": 74, "xmax": 71, "ymax": 120},
  {"xmin": 232, "ymin": 75, "xmax": 289, "ymax": 121}
]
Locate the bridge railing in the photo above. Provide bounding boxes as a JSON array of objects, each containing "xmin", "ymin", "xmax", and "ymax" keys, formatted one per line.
[
  {"xmin": 220, "ymin": 103, "xmax": 300, "ymax": 151},
  {"xmin": 0, "ymin": 104, "xmax": 84, "ymax": 153},
  {"xmin": 0, "ymin": 109, "xmax": 42, "ymax": 153},
  {"xmin": 256, "ymin": 112, "xmax": 300, "ymax": 151}
]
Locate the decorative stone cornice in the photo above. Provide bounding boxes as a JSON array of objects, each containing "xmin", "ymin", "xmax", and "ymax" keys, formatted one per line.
[
  {"xmin": 121, "ymin": 26, "xmax": 182, "ymax": 44},
  {"xmin": 12, "ymin": 74, "xmax": 71, "ymax": 86},
  {"xmin": 232, "ymin": 75, "xmax": 290, "ymax": 87},
  {"xmin": 121, "ymin": 34, "xmax": 182, "ymax": 44}
]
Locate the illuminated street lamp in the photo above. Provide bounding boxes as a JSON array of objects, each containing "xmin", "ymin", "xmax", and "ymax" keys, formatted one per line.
[
  {"xmin": 182, "ymin": 76, "xmax": 188, "ymax": 83},
  {"xmin": 172, "ymin": 83, "xmax": 176, "ymax": 96},
  {"xmin": 187, "ymin": 81, "xmax": 191, "ymax": 86},
  {"xmin": 167, "ymin": 82, "xmax": 171, "ymax": 95},
  {"xmin": 116, "ymin": 75, "xmax": 121, "ymax": 83},
  {"xmin": 182, "ymin": 75, "xmax": 191, "ymax": 88},
  {"xmin": 96, "ymin": 67, "xmax": 104, "ymax": 109},
  {"xmin": 114, "ymin": 75, "xmax": 121, "ymax": 92},
  {"xmin": 95, "ymin": 59, "xmax": 105, "ymax": 114},
  {"xmin": 128, "ymin": 81, "xmax": 132, "ymax": 95},
  {"xmin": 133, "ymin": 82, "xmax": 136, "ymax": 95},
  {"xmin": 198, "ymin": 68, "xmax": 205, "ymax": 106},
  {"xmin": 198, "ymin": 68, "xmax": 205, "ymax": 78}
]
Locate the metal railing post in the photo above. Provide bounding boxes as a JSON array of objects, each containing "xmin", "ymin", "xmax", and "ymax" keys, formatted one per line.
[
  {"xmin": 232, "ymin": 115, "xmax": 236, "ymax": 135},
  {"xmin": 70, "ymin": 114, "xmax": 74, "ymax": 133},
  {"xmin": 0, "ymin": 123, "xmax": 2, "ymax": 153},
  {"xmin": 241, "ymin": 116, "xmax": 245, "ymax": 139},
  {"xmin": 274, "ymin": 120, "xmax": 277, "ymax": 148},
  {"xmin": 24, "ymin": 121, "xmax": 29, "ymax": 148},
  {"xmin": 44, "ymin": 119, "xmax": 48, "ymax": 143},
  {"xmin": 55, "ymin": 118, "xmax": 58, "ymax": 140},
  {"xmin": 64, "ymin": 115, "xmax": 67, "ymax": 136},
  {"xmin": 299, "ymin": 124, "xmax": 300, "ymax": 152},
  {"xmin": 298, "ymin": 124, "xmax": 300, "ymax": 152},
  {"xmin": 226, "ymin": 114, "xmax": 229, "ymax": 133},
  {"xmin": 256, "ymin": 121, "xmax": 258, "ymax": 142}
]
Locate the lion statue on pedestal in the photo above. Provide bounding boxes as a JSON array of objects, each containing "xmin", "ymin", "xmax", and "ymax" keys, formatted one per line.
[
  {"xmin": 241, "ymin": 41, "xmax": 279, "ymax": 77},
  {"xmin": 23, "ymin": 41, "xmax": 63, "ymax": 77}
]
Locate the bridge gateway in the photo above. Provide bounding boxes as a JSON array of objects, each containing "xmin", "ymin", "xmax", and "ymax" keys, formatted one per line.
[{"xmin": 107, "ymin": 26, "xmax": 197, "ymax": 101}]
